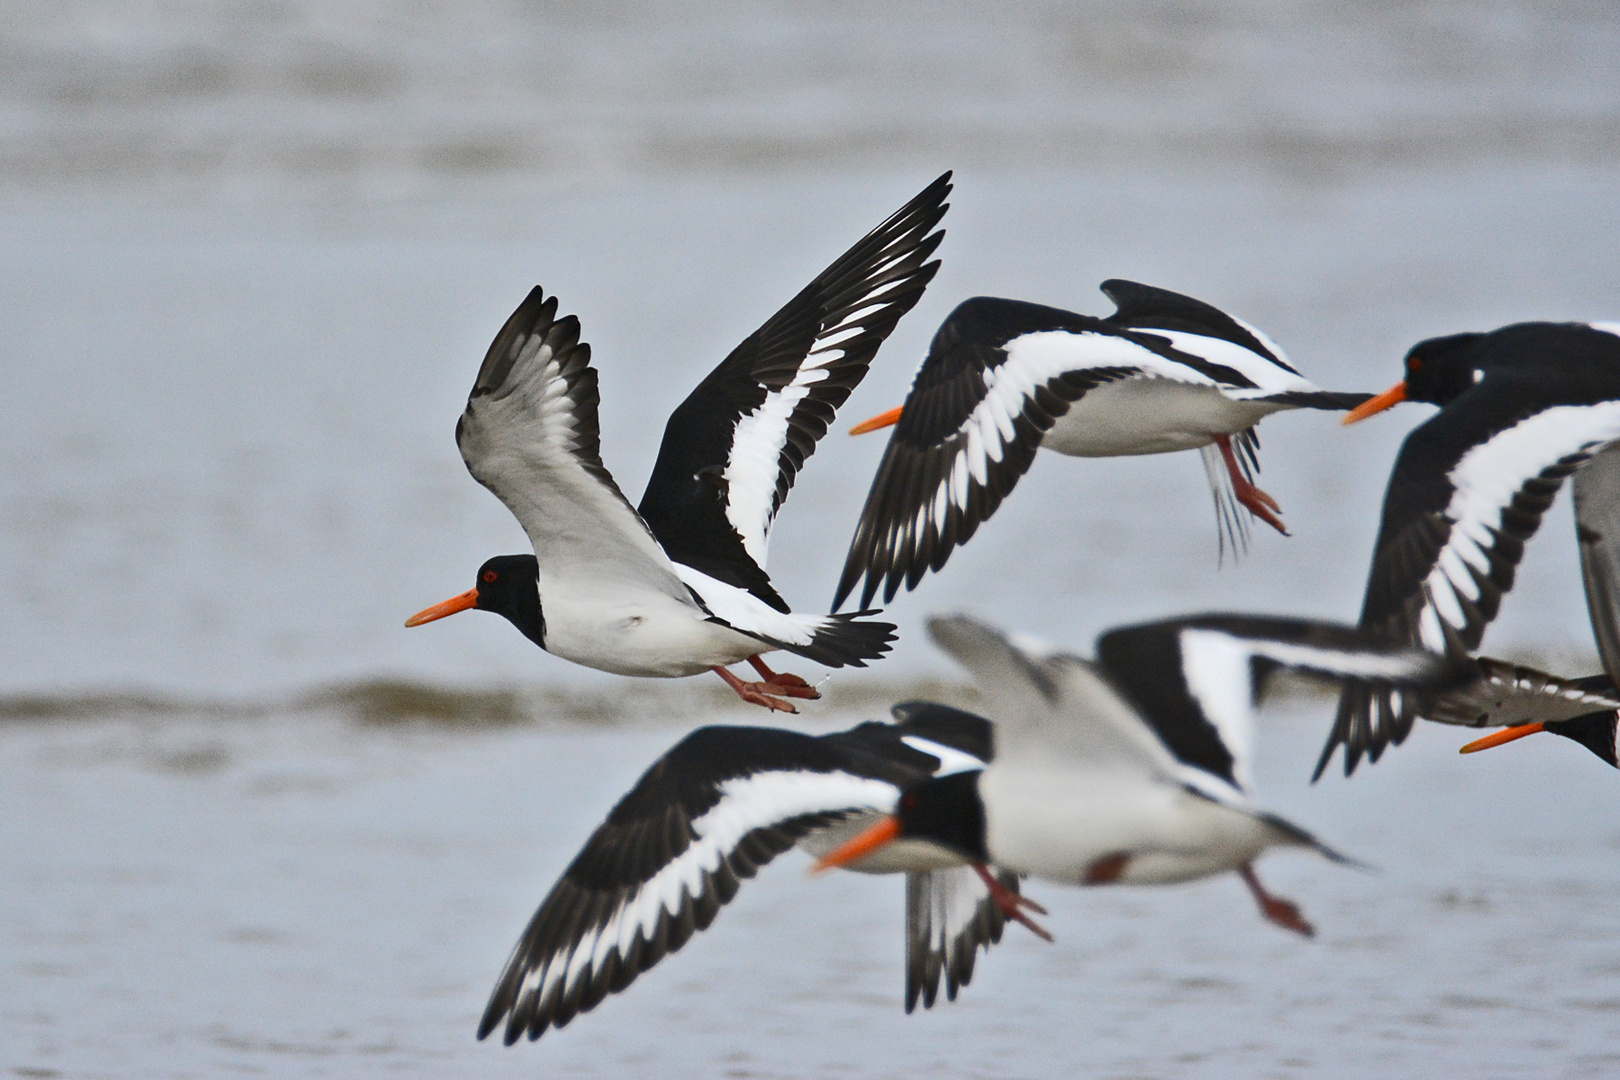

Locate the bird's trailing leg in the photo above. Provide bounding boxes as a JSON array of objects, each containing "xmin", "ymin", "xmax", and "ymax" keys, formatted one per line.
[
  {"xmin": 709, "ymin": 664, "xmax": 806, "ymax": 714},
  {"xmin": 1238, "ymin": 863, "xmax": 1314, "ymax": 938},
  {"xmin": 971, "ymin": 862, "xmax": 1053, "ymax": 942},
  {"xmin": 747, "ymin": 655, "xmax": 821, "ymax": 699},
  {"xmin": 1214, "ymin": 433, "xmax": 1289, "ymax": 536}
]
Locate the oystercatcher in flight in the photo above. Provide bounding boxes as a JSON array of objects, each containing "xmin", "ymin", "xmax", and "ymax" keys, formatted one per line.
[
  {"xmin": 818, "ymin": 614, "xmax": 1468, "ymax": 936},
  {"xmin": 476, "ymin": 701, "xmax": 1038, "ymax": 1044},
  {"xmin": 1434, "ymin": 657, "xmax": 1620, "ymax": 766},
  {"xmin": 1314, "ymin": 320, "xmax": 1620, "ymax": 777},
  {"xmin": 833, "ymin": 281, "xmax": 1371, "ymax": 609},
  {"xmin": 406, "ymin": 175, "xmax": 951, "ymax": 711}
]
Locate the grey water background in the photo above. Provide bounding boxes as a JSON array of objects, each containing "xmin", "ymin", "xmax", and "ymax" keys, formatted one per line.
[{"xmin": 4, "ymin": 2, "xmax": 1620, "ymax": 1076}]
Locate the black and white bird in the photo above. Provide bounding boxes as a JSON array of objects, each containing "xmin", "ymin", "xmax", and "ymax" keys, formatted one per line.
[
  {"xmin": 1315, "ymin": 320, "xmax": 1620, "ymax": 777},
  {"xmin": 1434, "ymin": 657, "xmax": 1620, "ymax": 766},
  {"xmin": 406, "ymin": 175, "xmax": 952, "ymax": 712},
  {"xmin": 476, "ymin": 702, "xmax": 1039, "ymax": 1045},
  {"xmin": 833, "ymin": 281, "xmax": 1371, "ymax": 609},
  {"xmin": 818, "ymin": 614, "xmax": 1469, "ymax": 937}
]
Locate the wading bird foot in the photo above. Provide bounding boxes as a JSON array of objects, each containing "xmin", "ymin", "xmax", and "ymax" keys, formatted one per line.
[
  {"xmin": 972, "ymin": 862, "xmax": 1053, "ymax": 941},
  {"xmin": 1240, "ymin": 864, "xmax": 1315, "ymax": 938},
  {"xmin": 747, "ymin": 656, "xmax": 821, "ymax": 699},
  {"xmin": 711, "ymin": 666, "xmax": 799, "ymax": 713},
  {"xmin": 1215, "ymin": 434, "xmax": 1289, "ymax": 536}
]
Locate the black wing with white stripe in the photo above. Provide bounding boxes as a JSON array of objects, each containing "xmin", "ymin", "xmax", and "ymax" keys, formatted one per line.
[
  {"xmin": 478, "ymin": 726, "xmax": 904, "ymax": 1044},
  {"xmin": 1322, "ymin": 327, "xmax": 1620, "ymax": 776},
  {"xmin": 849, "ymin": 700, "xmax": 1016, "ymax": 1012},
  {"xmin": 638, "ymin": 173, "xmax": 950, "ymax": 609},
  {"xmin": 1095, "ymin": 615, "xmax": 1471, "ymax": 798}
]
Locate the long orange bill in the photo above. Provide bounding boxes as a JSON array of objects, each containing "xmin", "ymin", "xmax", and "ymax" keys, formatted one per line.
[
  {"xmin": 849, "ymin": 405, "xmax": 904, "ymax": 436},
  {"xmin": 1459, "ymin": 722, "xmax": 1546, "ymax": 754},
  {"xmin": 1342, "ymin": 381, "xmax": 1407, "ymax": 425},
  {"xmin": 404, "ymin": 587, "xmax": 479, "ymax": 627},
  {"xmin": 812, "ymin": 816, "xmax": 902, "ymax": 872}
]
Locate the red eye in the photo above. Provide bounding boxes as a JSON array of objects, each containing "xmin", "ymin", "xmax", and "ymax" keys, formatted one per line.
[
  {"xmin": 901, "ymin": 793, "xmax": 918, "ymax": 811},
  {"xmin": 483, "ymin": 571, "xmax": 498, "ymax": 583},
  {"xmin": 1408, "ymin": 357, "xmax": 1423, "ymax": 372}
]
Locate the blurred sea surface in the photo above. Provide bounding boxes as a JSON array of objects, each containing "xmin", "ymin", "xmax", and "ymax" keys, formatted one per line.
[{"xmin": 3, "ymin": 2, "xmax": 1620, "ymax": 1076}]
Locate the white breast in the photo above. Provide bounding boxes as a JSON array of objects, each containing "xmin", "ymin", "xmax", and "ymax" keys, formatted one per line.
[{"xmin": 1040, "ymin": 380, "xmax": 1286, "ymax": 457}]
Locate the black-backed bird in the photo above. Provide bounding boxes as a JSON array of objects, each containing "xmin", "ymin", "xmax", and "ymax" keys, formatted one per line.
[
  {"xmin": 818, "ymin": 614, "xmax": 1469, "ymax": 937},
  {"xmin": 833, "ymin": 281, "xmax": 1372, "ymax": 609},
  {"xmin": 406, "ymin": 174, "xmax": 952, "ymax": 711},
  {"xmin": 1315, "ymin": 320, "xmax": 1620, "ymax": 777},
  {"xmin": 475, "ymin": 701, "xmax": 1038, "ymax": 1044},
  {"xmin": 1432, "ymin": 657, "xmax": 1620, "ymax": 767}
]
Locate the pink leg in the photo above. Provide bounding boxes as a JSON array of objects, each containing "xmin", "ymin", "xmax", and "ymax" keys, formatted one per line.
[
  {"xmin": 710, "ymin": 665, "xmax": 798, "ymax": 713},
  {"xmin": 1215, "ymin": 434, "xmax": 1289, "ymax": 536},
  {"xmin": 972, "ymin": 863, "xmax": 1053, "ymax": 942},
  {"xmin": 746, "ymin": 655, "xmax": 820, "ymax": 699},
  {"xmin": 1239, "ymin": 864, "xmax": 1315, "ymax": 938}
]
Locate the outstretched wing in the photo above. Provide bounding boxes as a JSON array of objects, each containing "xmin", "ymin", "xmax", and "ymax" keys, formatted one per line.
[
  {"xmin": 926, "ymin": 614, "xmax": 1183, "ymax": 780},
  {"xmin": 1325, "ymin": 379, "xmax": 1620, "ymax": 776},
  {"xmin": 458, "ymin": 288, "xmax": 691, "ymax": 603},
  {"xmin": 1091, "ymin": 615, "xmax": 1468, "ymax": 798},
  {"xmin": 638, "ymin": 173, "xmax": 951, "ymax": 609},
  {"xmin": 478, "ymin": 726, "xmax": 900, "ymax": 1044}
]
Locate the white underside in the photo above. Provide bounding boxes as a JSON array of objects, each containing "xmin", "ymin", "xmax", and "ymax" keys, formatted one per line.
[
  {"xmin": 798, "ymin": 812, "xmax": 969, "ymax": 874},
  {"xmin": 535, "ymin": 575, "xmax": 769, "ymax": 677},
  {"xmin": 1040, "ymin": 379, "xmax": 1286, "ymax": 457},
  {"xmin": 979, "ymin": 765, "xmax": 1299, "ymax": 885}
]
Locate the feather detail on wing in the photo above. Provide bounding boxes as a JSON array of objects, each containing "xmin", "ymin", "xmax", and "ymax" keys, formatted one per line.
[
  {"xmin": 1323, "ymin": 399, "xmax": 1620, "ymax": 776},
  {"xmin": 905, "ymin": 866, "xmax": 1017, "ymax": 1012},
  {"xmin": 458, "ymin": 287, "xmax": 691, "ymax": 604},
  {"xmin": 477, "ymin": 727, "xmax": 900, "ymax": 1044},
  {"xmin": 639, "ymin": 173, "xmax": 951, "ymax": 608}
]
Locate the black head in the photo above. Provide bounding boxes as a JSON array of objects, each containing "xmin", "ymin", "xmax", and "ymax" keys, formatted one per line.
[
  {"xmin": 895, "ymin": 770, "xmax": 990, "ymax": 862},
  {"xmin": 1400, "ymin": 331, "xmax": 1488, "ymax": 407},
  {"xmin": 1544, "ymin": 710, "xmax": 1620, "ymax": 768},
  {"xmin": 472, "ymin": 555, "xmax": 545, "ymax": 648}
]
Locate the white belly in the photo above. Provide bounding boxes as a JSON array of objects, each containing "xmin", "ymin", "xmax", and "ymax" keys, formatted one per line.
[
  {"xmin": 979, "ymin": 766, "xmax": 1284, "ymax": 886},
  {"xmin": 537, "ymin": 580, "xmax": 769, "ymax": 677},
  {"xmin": 1041, "ymin": 379, "xmax": 1285, "ymax": 457},
  {"xmin": 799, "ymin": 812, "xmax": 968, "ymax": 874}
]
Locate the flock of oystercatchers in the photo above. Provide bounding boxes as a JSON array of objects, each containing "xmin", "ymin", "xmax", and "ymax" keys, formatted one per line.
[{"xmin": 404, "ymin": 172, "xmax": 1620, "ymax": 1044}]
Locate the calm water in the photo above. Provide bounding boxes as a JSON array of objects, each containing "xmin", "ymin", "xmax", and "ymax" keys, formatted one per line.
[{"xmin": 4, "ymin": 2, "xmax": 1620, "ymax": 1076}]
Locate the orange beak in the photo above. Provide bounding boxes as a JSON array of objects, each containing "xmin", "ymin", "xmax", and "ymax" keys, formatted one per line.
[
  {"xmin": 1458, "ymin": 722, "xmax": 1545, "ymax": 754},
  {"xmin": 1342, "ymin": 381, "xmax": 1407, "ymax": 425},
  {"xmin": 849, "ymin": 405, "xmax": 904, "ymax": 436},
  {"xmin": 812, "ymin": 816, "xmax": 902, "ymax": 872},
  {"xmin": 404, "ymin": 587, "xmax": 480, "ymax": 627}
]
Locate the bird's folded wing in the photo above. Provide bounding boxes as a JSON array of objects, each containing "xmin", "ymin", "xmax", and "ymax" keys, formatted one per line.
[
  {"xmin": 457, "ymin": 288, "xmax": 691, "ymax": 603},
  {"xmin": 1424, "ymin": 657, "xmax": 1620, "ymax": 728}
]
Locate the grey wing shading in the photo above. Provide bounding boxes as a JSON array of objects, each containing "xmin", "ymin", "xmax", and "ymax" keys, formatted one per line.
[
  {"xmin": 905, "ymin": 866, "xmax": 1019, "ymax": 1012},
  {"xmin": 1423, "ymin": 657, "xmax": 1620, "ymax": 728},
  {"xmin": 1575, "ymin": 442, "xmax": 1620, "ymax": 684},
  {"xmin": 458, "ymin": 287, "xmax": 691, "ymax": 602}
]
